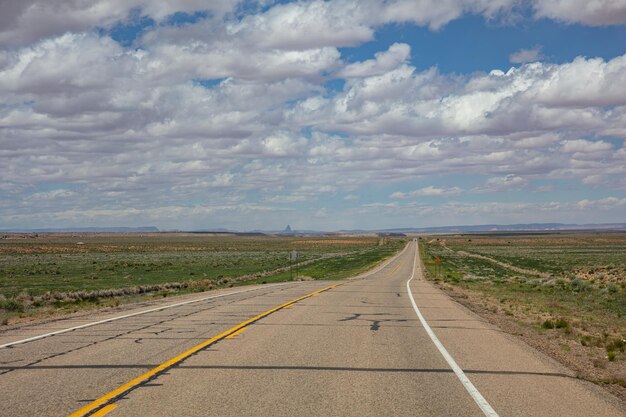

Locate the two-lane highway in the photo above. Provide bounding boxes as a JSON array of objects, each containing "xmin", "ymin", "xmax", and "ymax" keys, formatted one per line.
[{"xmin": 0, "ymin": 241, "xmax": 624, "ymax": 416}]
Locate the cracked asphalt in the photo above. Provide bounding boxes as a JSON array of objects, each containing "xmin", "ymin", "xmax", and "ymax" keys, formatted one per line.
[{"xmin": 0, "ymin": 242, "xmax": 624, "ymax": 416}]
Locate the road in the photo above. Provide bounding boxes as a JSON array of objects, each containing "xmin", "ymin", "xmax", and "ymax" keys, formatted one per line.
[{"xmin": 0, "ymin": 241, "xmax": 623, "ymax": 416}]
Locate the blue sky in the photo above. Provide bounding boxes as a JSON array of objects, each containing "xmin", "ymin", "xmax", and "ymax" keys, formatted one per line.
[
  {"xmin": 1, "ymin": 1, "xmax": 625, "ymax": 231},
  {"xmin": 367, "ymin": 17, "xmax": 626, "ymax": 72}
]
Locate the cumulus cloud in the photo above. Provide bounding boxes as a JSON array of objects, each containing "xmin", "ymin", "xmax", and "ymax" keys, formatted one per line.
[
  {"xmin": 561, "ymin": 139, "xmax": 613, "ymax": 153},
  {"xmin": 477, "ymin": 175, "xmax": 529, "ymax": 192},
  {"xmin": 1, "ymin": 1, "xmax": 626, "ymax": 229},
  {"xmin": 261, "ymin": 133, "xmax": 308, "ymax": 157},
  {"xmin": 337, "ymin": 197, "xmax": 626, "ymax": 229},
  {"xmin": 576, "ymin": 197, "xmax": 626, "ymax": 210},
  {"xmin": 1, "ymin": 1, "xmax": 623, "ymax": 51},
  {"xmin": 0, "ymin": 0, "xmax": 240, "ymax": 47},
  {"xmin": 304, "ymin": 53, "xmax": 626, "ymax": 141},
  {"xmin": 533, "ymin": 0, "xmax": 626, "ymax": 26},
  {"xmin": 3, "ymin": 43, "xmax": 625, "ymax": 195},
  {"xmin": 370, "ymin": 0, "xmax": 516, "ymax": 30},
  {"xmin": 339, "ymin": 43, "xmax": 410, "ymax": 78},
  {"xmin": 390, "ymin": 186, "xmax": 463, "ymax": 199},
  {"xmin": 230, "ymin": 0, "xmax": 374, "ymax": 50},
  {"xmin": 582, "ymin": 174, "xmax": 607, "ymax": 186},
  {"xmin": 509, "ymin": 45, "xmax": 543, "ymax": 64},
  {"xmin": 529, "ymin": 56, "xmax": 626, "ymax": 108},
  {"xmin": 28, "ymin": 189, "xmax": 76, "ymax": 201},
  {"xmin": 0, "ymin": 0, "xmax": 517, "ymax": 48}
]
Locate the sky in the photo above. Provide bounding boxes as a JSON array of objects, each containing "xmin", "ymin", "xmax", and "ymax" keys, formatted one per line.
[{"xmin": 1, "ymin": 0, "xmax": 626, "ymax": 231}]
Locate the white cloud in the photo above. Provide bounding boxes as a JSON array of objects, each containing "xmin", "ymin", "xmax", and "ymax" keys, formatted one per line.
[
  {"xmin": 391, "ymin": 186, "xmax": 463, "ymax": 199},
  {"xmin": 0, "ymin": 0, "xmax": 520, "ymax": 49},
  {"xmin": 480, "ymin": 174, "xmax": 529, "ymax": 192},
  {"xmin": 512, "ymin": 133, "xmax": 561, "ymax": 149},
  {"xmin": 1, "ymin": 1, "xmax": 626, "ymax": 230},
  {"xmin": 1, "ymin": 0, "xmax": 623, "ymax": 53},
  {"xmin": 263, "ymin": 195, "xmax": 309, "ymax": 203},
  {"xmin": 171, "ymin": 174, "xmax": 236, "ymax": 193},
  {"xmin": 533, "ymin": 0, "xmax": 626, "ymax": 26},
  {"xmin": 509, "ymin": 45, "xmax": 543, "ymax": 64},
  {"xmin": 582, "ymin": 174, "xmax": 607, "ymax": 186},
  {"xmin": 314, "ymin": 208, "xmax": 329, "ymax": 218},
  {"xmin": 262, "ymin": 184, "xmax": 336, "ymax": 203},
  {"xmin": 28, "ymin": 189, "xmax": 76, "ymax": 201},
  {"xmin": 534, "ymin": 185, "xmax": 555, "ymax": 193},
  {"xmin": 529, "ymin": 55, "xmax": 626, "ymax": 108},
  {"xmin": 230, "ymin": 1, "xmax": 374, "ymax": 50},
  {"xmin": 576, "ymin": 197, "xmax": 626, "ymax": 210},
  {"xmin": 561, "ymin": 139, "xmax": 613, "ymax": 153},
  {"xmin": 303, "ymin": 53, "xmax": 626, "ymax": 143},
  {"xmin": 339, "ymin": 43, "xmax": 410, "ymax": 78},
  {"xmin": 0, "ymin": 0, "xmax": 240, "ymax": 47},
  {"xmin": 371, "ymin": 0, "xmax": 516, "ymax": 30},
  {"xmin": 262, "ymin": 133, "xmax": 308, "ymax": 156}
]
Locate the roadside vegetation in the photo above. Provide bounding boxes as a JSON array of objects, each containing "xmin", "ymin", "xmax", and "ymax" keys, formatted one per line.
[
  {"xmin": 0, "ymin": 233, "xmax": 405, "ymax": 324},
  {"xmin": 420, "ymin": 233, "xmax": 626, "ymax": 399}
]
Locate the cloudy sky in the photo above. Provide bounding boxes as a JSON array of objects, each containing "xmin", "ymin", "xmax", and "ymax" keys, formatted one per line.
[{"xmin": 1, "ymin": 0, "xmax": 626, "ymax": 231}]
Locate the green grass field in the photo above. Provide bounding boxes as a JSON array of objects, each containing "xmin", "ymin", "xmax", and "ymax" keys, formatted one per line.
[
  {"xmin": 420, "ymin": 233, "xmax": 626, "ymax": 391},
  {"xmin": 0, "ymin": 233, "xmax": 405, "ymax": 321},
  {"xmin": 421, "ymin": 234, "xmax": 626, "ymax": 316}
]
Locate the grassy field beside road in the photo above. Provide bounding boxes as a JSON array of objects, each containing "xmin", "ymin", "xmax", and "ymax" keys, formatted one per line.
[
  {"xmin": 420, "ymin": 233, "xmax": 626, "ymax": 398},
  {"xmin": 0, "ymin": 233, "xmax": 405, "ymax": 323}
]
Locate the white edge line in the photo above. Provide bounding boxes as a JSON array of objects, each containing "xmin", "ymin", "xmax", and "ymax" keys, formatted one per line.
[
  {"xmin": 349, "ymin": 240, "xmax": 411, "ymax": 280},
  {"xmin": 0, "ymin": 282, "xmax": 299, "ymax": 349},
  {"xmin": 406, "ymin": 240, "xmax": 499, "ymax": 417},
  {"xmin": 2, "ymin": 240, "xmax": 411, "ymax": 349}
]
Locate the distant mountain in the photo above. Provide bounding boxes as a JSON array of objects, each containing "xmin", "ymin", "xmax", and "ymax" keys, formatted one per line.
[
  {"xmin": 185, "ymin": 228, "xmax": 237, "ymax": 233},
  {"xmin": 280, "ymin": 225, "xmax": 294, "ymax": 235},
  {"xmin": 247, "ymin": 228, "xmax": 325, "ymax": 235},
  {"xmin": 2, "ymin": 222, "xmax": 624, "ymax": 235},
  {"xmin": 340, "ymin": 223, "xmax": 626, "ymax": 233},
  {"xmin": 0, "ymin": 227, "xmax": 160, "ymax": 233}
]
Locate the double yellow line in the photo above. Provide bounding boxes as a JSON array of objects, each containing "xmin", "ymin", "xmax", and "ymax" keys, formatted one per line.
[{"xmin": 68, "ymin": 282, "xmax": 344, "ymax": 417}]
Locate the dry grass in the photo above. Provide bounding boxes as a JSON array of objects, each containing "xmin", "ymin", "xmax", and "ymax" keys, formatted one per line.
[
  {"xmin": 0, "ymin": 234, "xmax": 405, "ymax": 323},
  {"xmin": 420, "ymin": 232, "xmax": 626, "ymax": 400}
]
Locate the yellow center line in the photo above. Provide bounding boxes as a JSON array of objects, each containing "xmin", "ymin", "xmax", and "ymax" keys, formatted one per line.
[
  {"xmin": 390, "ymin": 263, "xmax": 401, "ymax": 274},
  {"xmin": 91, "ymin": 404, "xmax": 117, "ymax": 417},
  {"xmin": 225, "ymin": 326, "xmax": 247, "ymax": 339},
  {"xmin": 67, "ymin": 282, "xmax": 344, "ymax": 417}
]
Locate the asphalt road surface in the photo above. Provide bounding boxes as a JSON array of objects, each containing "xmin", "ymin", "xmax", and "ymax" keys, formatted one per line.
[{"xmin": 1, "ymin": 241, "xmax": 624, "ymax": 416}]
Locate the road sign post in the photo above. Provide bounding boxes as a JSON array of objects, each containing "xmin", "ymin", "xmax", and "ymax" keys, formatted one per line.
[
  {"xmin": 434, "ymin": 257, "xmax": 442, "ymax": 279},
  {"xmin": 289, "ymin": 250, "xmax": 299, "ymax": 280}
]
